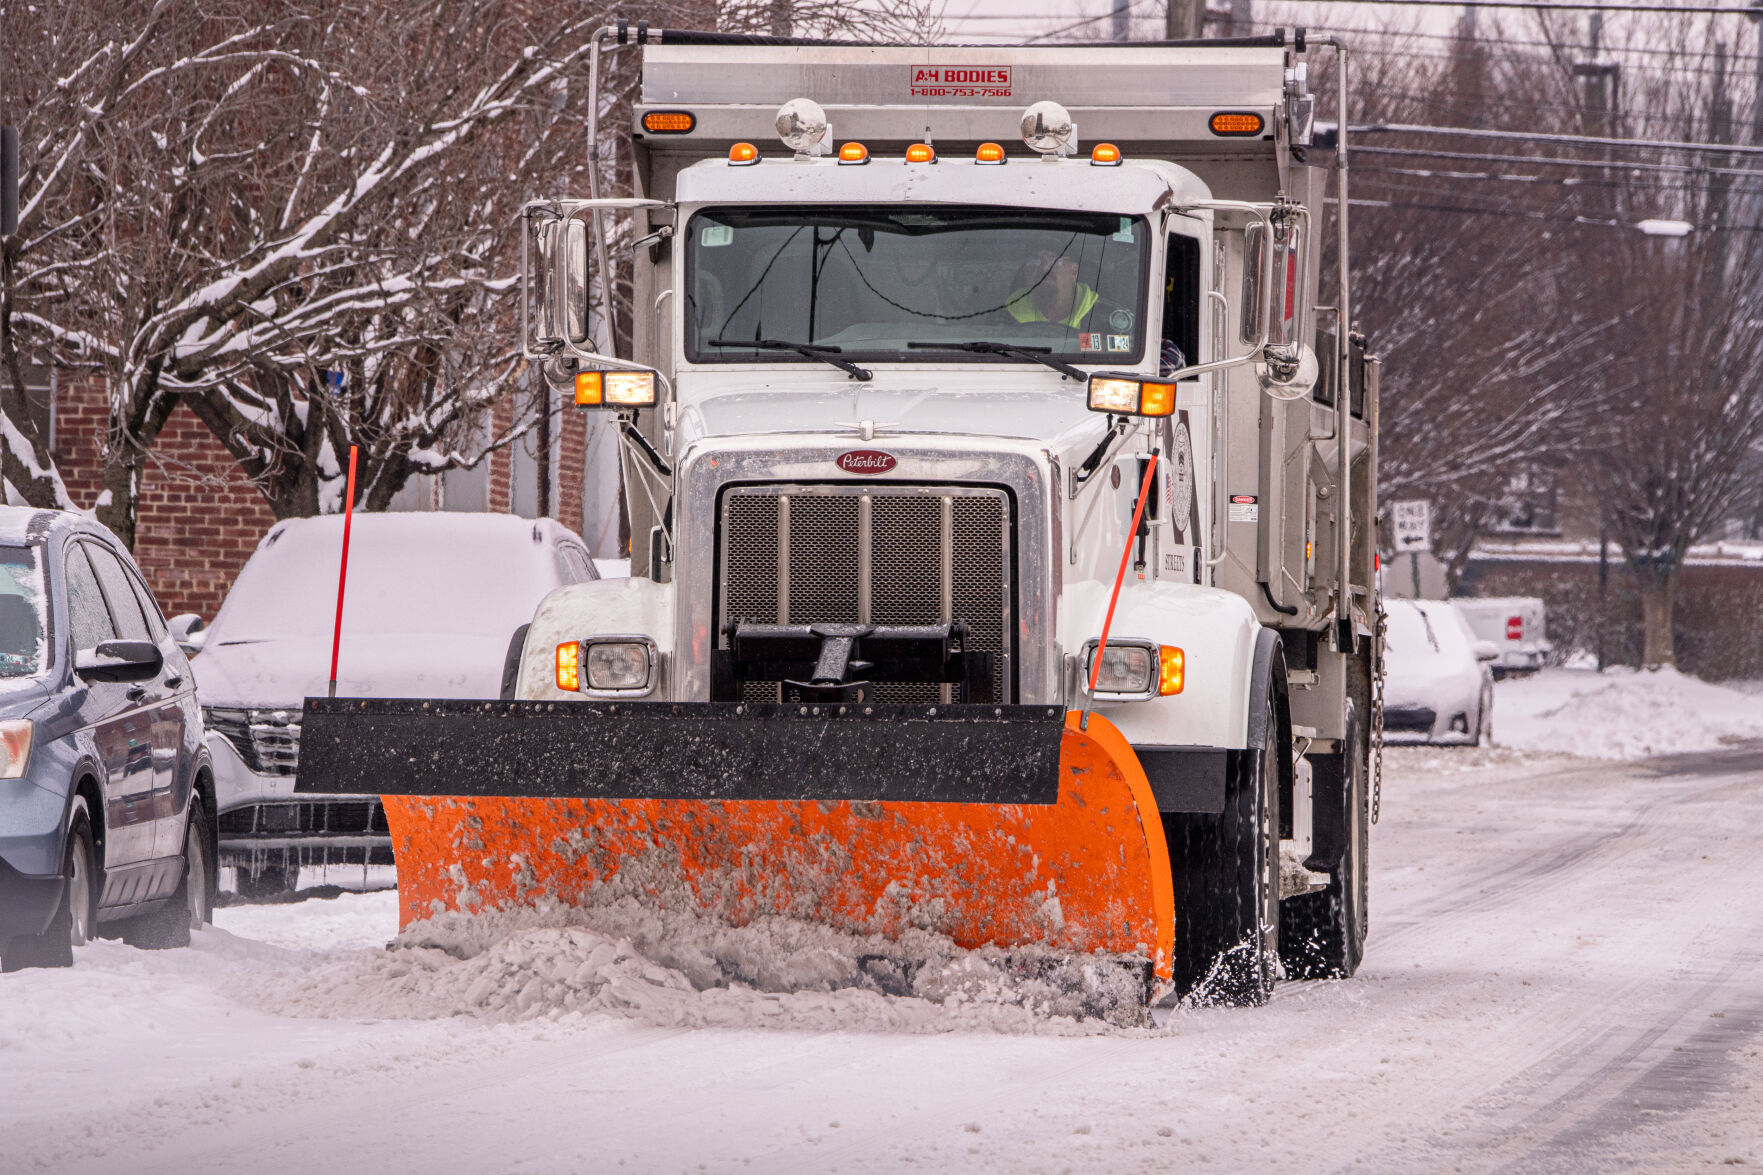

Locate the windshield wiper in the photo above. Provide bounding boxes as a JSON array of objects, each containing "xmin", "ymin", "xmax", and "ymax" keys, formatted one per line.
[
  {"xmin": 905, "ymin": 340, "xmax": 1086, "ymax": 382},
  {"xmin": 707, "ymin": 338, "xmax": 872, "ymax": 381}
]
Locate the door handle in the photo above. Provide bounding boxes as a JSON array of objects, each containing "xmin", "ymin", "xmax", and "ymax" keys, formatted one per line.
[{"xmin": 126, "ymin": 685, "xmax": 147, "ymax": 702}]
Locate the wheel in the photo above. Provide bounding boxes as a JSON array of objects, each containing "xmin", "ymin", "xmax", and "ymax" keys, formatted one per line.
[
  {"xmin": 1281, "ymin": 662, "xmax": 1371, "ymax": 980},
  {"xmin": 1165, "ymin": 681, "xmax": 1282, "ymax": 1005},
  {"xmin": 1476, "ymin": 684, "xmax": 1494, "ymax": 747},
  {"xmin": 235, "ymin": 855, "xmax": 300, "ymax": 900},
  {"xmin": 121, "ymin": 799, "xmax": 211, "ymax": 950},
  {"xmin": 2, "ymin": 812, "xmax": 95, "ymax": 972}
]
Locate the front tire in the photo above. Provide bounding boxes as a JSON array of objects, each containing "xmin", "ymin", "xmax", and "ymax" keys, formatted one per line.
[
  {"xmin": 1, "ymin": 812, "xmax": 95, "ymax": 972},
  {"xmin": 1166, "ymin": 683, "xmax": 1282, "ymax": 1005},
  {"xmin": 122, "ymin": 799, "xmax": 211, "ymax": 950}
]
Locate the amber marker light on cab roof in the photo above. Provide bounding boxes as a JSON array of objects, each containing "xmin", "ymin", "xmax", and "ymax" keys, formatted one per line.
[
  {"xmin": 556, "ymin": 642, "xmax": 581, "ymax": 691},
  {"xmin": 1159, "ymin": 646, "xmax": 1185, "ymax": 696},
  {"xmin": 975, "ymin": 142, "xmax": 1007, "ymax": 164},
  {"xmin": 728, "ymin": 141, "xmax": 760, "ymax": 165},
  {"xmin": 838, "ymin": 142, "xmax": 870, "ymax": 165},
  {"xmin": 641, "ymin": 111, "xmax": 696, "ymax": 134},
  {"xmin": 1210, "ymin": 111, "xmax": 1265, "ymax": 136},
  {"xmin": 1091, "ymin": 143, "xmax": 1122, "ymax": 166},
  {"xmin": 905, "ymin": 143, "xmax": 936, "ymax": 163}
]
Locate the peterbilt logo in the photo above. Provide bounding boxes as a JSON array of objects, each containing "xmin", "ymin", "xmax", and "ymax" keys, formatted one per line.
[{"xmin": 836, "ymin": 450, "xmax": 897, "ymax": 474}]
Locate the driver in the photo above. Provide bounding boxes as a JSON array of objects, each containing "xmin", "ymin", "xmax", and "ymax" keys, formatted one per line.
[{"xmin": 1004, "ymin": 247, "xmax": 1100, "ymax": 329}]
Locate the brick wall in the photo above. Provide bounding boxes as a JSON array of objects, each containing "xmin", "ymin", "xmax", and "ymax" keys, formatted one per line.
[{"xmin": 54, "ymin": 377, "xmax": 594, "ymax": 622}]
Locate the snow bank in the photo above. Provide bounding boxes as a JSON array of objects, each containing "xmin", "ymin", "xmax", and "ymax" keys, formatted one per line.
[
  {"xmin": 1494, "ymin": 666, "xmax": 1763, "ymax": 760},
  {"xmin": 230, "ymin": 898, "xmax": 1151, "ymax": 1035}
]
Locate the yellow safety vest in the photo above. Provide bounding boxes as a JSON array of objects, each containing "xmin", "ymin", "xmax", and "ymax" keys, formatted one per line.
[{"xmin": 1005, "ymin": 282, "xmax": 1100, "ymax": 328}]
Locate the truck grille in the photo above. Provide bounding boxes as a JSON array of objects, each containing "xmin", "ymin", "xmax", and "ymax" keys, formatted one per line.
[
  {"xmin": 205, "ymin": 708, "xmax": 301, "ymax": 776},
  {"xmin": 718, "ymin": 485, "xmax": 1012, "ymax": 702}
]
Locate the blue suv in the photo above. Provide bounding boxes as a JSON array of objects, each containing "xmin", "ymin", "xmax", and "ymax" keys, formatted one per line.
[{"xmin": 0, "ymin": 509, "xmax": 214, "ymax": 970}]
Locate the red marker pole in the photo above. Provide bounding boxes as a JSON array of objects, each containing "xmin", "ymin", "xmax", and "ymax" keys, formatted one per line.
[
  {"xmin": 1082, "ymin": 453, "xmax": 1159, "ymax": 729},
  {"xmin": 327, "ymin": 445, "xmax": 359, "ymax": 700}
]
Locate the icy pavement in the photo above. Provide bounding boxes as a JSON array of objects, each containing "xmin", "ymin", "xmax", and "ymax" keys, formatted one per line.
[{"xmin": 5, "ymin": 741, "xmax": 1763, "ymax": 1171}]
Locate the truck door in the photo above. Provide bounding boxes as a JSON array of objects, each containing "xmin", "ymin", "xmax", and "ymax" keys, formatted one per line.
[
  {"xmin": 63, "ymin": 541, "xmax": 157, "ymax": 891},
  {"xmin": 1158, "ymin": 229, "xmax": 1205, "ymax": 582}
]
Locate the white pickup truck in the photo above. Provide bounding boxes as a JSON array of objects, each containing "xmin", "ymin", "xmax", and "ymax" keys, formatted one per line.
[{"xmin": 1454, "ymin": 596, "xmax": 1552, "ymax": 678}]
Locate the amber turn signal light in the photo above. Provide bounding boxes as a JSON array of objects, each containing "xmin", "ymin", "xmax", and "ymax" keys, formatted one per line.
[
  {"xmin": 975, "ymin": 142, "xmax": 1007, "ymax": 164},
  {"xmin": 641, "ymin": 111, "xmax": 696, "ymax": 134},
  {"xmin": 728, "ymin": 142, "xmax": 760, "ymax": 165},
  {"xmin": 575, "ymin": 370, "xmax": 658, "ymax": 408},
  {"xmin": 1158, "ymin": 646, "xmax": 1185, "ymax": 696},
  {"xmin": 1209, "ymin": 111, "xmax": 1265, "ymax": 136},
  {"xmin": 556, "ymin": 642, "xmax": 581, "ymax": 691}
]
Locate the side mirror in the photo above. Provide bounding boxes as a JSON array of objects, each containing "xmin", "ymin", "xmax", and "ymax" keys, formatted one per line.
[
  {"xmin": 528, "ymin": 214, "xmax": 591, "ymax": 350},
  {"xmin": 75, "ymin": 639, "xmax": 164, "ymax": 683},
  {"xmin": 1473, "ymin": 641, "xmax": 1501, "ymax": 663},
  {"xmin": 169, "ymin": 613, "xmax": 206, "ymax": 655}
]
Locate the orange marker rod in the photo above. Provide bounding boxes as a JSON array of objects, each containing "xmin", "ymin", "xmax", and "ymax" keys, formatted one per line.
[{"xmin": 328, "ymin": 444, "xmax": 359, "ymax": 700}]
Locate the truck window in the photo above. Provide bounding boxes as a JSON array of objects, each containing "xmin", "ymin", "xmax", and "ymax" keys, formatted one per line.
[
  {"xmin": 686, "ymin": 206, "xmax": 1149, "ymax": 365},
  {"xmin": 1161, "ymin": 233, "xmax": 1201, "ymax": 375}
]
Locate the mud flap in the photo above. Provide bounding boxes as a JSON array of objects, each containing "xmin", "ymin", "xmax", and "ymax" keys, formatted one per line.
[{"xmin": 299, "ymin": 702, "xmax": 1175, "ymax": 991}]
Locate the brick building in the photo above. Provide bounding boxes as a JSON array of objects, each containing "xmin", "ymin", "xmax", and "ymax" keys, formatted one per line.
[{"xmin": 44, "ymin": 373, "xmax": 604, "ymax": 620}]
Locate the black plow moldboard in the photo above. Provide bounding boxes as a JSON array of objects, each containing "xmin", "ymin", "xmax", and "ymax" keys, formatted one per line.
[{"xmin": 295, "ymin": 698, "xmax": 1066, "ymax": 805}]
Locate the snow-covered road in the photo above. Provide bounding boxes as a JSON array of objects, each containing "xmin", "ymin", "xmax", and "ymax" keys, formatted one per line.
[{"xmin": 4, "ymin": 742, "xmax": 1761, "ymax": 1174}]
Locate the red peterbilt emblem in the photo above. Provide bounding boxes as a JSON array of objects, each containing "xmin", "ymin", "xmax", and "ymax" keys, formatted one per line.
[{"xmin": 837, "ymin": 450, "xmax": 897, "ymax": 474}]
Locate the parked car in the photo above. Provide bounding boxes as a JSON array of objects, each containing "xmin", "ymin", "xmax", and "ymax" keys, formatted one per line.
[
  {"xmin": 0, "ymin": 508, "xmax": 214, "ymax": 971},
  {"xmin": 1452, "ymin": 596, "xmax": 1553, "ymax": 679},
  {"xmin": 181, "ymin": 512, "xmax": 597, "ymax": 896},
  {"xmin": 1382, "ymin": 599, "xmax": 1498, "ymax": 746}
]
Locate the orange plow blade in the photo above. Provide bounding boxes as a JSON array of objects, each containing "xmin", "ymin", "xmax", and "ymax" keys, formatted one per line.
[{"xmin": 382, "ymin": 713, "xmax": 1173, "ymax": 985}]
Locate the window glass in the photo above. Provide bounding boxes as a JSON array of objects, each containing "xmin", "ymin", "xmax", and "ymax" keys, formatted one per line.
[
  {"xmin": 85, "ymin": 543, "xmax": 152, "ymax": 642},
  {"xmin": 124, "ymin": 566, "xmax": 170, "ymax": 641},
  {"xmin": 557, "ymin": 545, "xmax": 594, "ymax": 583},
  {"xmin": 687, "ymin": 206, "xmax": 1149, "ymax": 364},
  {"xmin": 1161, "ymin": 234, "xmax": 1201, "ymax": 376},
  {"xmin": 0, "ymin": 545, "xmax": 49, "ymax": 677},
  {"xmin": 64, "ymin": 544, "xmax": 117, "ymax": 651}
]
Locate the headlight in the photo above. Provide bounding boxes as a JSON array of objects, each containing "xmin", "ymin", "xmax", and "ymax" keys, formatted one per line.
[
  {"xmin": 585, "ymin": 641, "xmax": 652, "ymax": 691},
  {"xmin": 1089, "ymin": 644, "xmax": 1154, "ymax": 694},
  {"xmin": 0, "ymin": 718, "xmax": 34, "ymax": 778}
]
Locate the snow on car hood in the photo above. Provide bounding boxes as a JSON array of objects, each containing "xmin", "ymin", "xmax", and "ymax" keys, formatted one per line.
[{"xmin": 191, "ymin": 632, "xmax": 512, "ymax": 709}]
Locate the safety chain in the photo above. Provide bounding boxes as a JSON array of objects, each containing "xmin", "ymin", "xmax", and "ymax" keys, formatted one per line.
[{"xmin": 1370, "ymin": 603, "xmax": 1387, "ymax": 825}]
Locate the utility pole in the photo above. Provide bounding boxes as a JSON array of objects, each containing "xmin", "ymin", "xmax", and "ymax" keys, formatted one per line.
[
  {"xmin": 1166, "ymin": 0, "xmax": 1205, "ymax": 41},
  {"xmin": 769, "ymin": 0, "xmax": 792, "ymax": 38},
  {"xmin": 1113, "ymin": 0, "xmax": 1132, "ymax": 41}
]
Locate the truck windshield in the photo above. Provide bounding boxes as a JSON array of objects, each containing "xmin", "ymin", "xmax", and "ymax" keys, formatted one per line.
[{"xmin": 686, "ymin": 206, "xmax": 1149, "ymax": 366}]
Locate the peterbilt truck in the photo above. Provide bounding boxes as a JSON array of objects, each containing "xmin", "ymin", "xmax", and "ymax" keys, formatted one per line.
[{"xmin": 299, "ymin": 25, "xmax": 1381, "ymax": 1008}]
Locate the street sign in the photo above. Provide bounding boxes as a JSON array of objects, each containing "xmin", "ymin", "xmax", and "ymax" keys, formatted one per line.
[{"xmin": 1391, "ymin": 499, "xmax": 1432, "ymax": 554}]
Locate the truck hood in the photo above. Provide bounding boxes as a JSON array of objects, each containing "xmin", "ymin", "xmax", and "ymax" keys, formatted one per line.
[
  {"xmin": 192, "ymin": 633, "xmax": 511, "ymax": 710},
  {"xmin": 674, "ymin": 371, "xmax": 1101, "ymax": 449}
]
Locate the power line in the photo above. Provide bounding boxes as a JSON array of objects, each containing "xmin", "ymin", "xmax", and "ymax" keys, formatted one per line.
[
  {"xmin": 1315, "ymin": 0, "xmax": 1763, "ymax": 14},
  {"xmin": 1357, "ymin": 142, "xmax": 1763, "ymax": 177},
  {"xmin": 1353, "ymin": 120, "xmax": 1763, "ymax": 154}
]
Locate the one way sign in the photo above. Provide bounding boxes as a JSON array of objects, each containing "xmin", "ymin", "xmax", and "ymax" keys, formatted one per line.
[{"xmin": 1391, "ymin": 500, "xmax": 1432, "ymax": 554}]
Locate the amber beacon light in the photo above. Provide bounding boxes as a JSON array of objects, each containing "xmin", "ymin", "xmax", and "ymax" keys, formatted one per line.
[
  {"xmin": 838, "ymin": 142, "xmax": 870, "ymax": 165},
  {"xmin": 728, "ymin": 141, "xmax": 760, "ymax": 165},
  {"xmin": 905, "ymin": 143, "xmax": 936, "ymax": 163},
  {"xmin": 641, "ymin": 111, "xmax": 696, "ymax": 134},
  {"xmin": 1209, "ymin": 111, "xmax": 1265, "ymax": 136},
  {"xmin": 975, "ymin": 142, "xmax": 1007, "ymax": 164},
  {"xmin": 1090, "ymin": 143, "xmax": 1122, "ymax": 166}
]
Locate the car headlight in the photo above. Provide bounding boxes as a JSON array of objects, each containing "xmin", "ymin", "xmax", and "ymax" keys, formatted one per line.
[
  {"xmin": 0, "ymin": 718, "xmax": 34, "ymax": 778},
  {"xmin": 585, "ymin": 641, "xmax": 654, "ymax": 692},
  {"xmin": 1089, "ymin": 644, "xmax": 1154, "ymax": 694}
]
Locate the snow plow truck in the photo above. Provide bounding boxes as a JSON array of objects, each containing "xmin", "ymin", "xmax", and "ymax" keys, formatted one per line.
[{"xmin": 297, "ymin": 25, "xmax": 1382, "ymax": 1007}]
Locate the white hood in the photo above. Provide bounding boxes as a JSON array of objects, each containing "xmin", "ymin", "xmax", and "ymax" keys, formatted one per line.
[{"xmin": 191, "ymin": 632, "xmax": 512, "ymax": 709}]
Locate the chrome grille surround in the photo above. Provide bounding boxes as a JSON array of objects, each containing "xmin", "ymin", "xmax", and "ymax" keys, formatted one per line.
[
  {"xmin": 718, "ymin": 484, "xmax": 1012, "ymax": 702},
  {"xmin": 674, "ymin": 438, "xmax": 1061, "ymax": 705}
]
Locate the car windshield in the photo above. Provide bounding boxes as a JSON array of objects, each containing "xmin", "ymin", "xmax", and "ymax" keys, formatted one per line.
[
  {"xmin": 0, "ymin": 545, "xmax": 48, "ymax": 677},
  {"xmin": 686, "ymin": 206, "xmax": 1149, "ymax": 364}
]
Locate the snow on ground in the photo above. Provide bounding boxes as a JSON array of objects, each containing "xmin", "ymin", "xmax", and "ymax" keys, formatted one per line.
[
  {"xmin": 6, "ymin": 725, "xmax": 1763, "ymax": 1172},
  {"xmin": 1492, "ymin": 666, "xmax": 1763, "ymax": 759}
]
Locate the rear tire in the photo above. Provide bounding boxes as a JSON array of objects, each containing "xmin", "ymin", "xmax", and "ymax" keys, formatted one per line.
[
  {"xmin": 1281, "ymin": 663, "xmax": 1370, "ymax": 980},
  {"xmin": 235, "ymin": 856, "xmax": 300, "ymax": 901},
  {"xmin": 1166, "ymin": 683, "xmax": 1282, "ymax": 1005},
  {"xmin": 122, "ymin": 799, "xmax": 210, "ymax": 950},
  {"xmin": 1, "ymin": 812, "xmax": 94, "ymax": 972}
]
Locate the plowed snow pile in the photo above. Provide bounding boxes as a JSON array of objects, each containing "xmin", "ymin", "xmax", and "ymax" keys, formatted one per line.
[
  {"xmin": 1495, "ymin": 667, "xmax": 1763, "ymax": 759},
  {"xmin": 229, "ymin": 898, "xmax": 1151, "ymax": 1034}
]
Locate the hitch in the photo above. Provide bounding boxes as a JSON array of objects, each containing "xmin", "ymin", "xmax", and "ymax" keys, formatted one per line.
[{"xmin": 717, "ymin": 622, "xmax": 996, "ymax": 704}]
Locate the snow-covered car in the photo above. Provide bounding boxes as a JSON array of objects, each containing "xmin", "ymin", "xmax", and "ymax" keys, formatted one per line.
[
  {"xmin": 1452, "ymin": 596, "xmax": 1553, "ymax": 679},
  {"xmin": 184, "ymin": 512, "xmax": 597, "ymax": 895},
  {"xmin": 0, "ymin": 508, "xmax": 214, "ymax": 970},
  {"xmin": 1382, "ymin": 599, "xmax": 1497, "ymax": 746}
]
